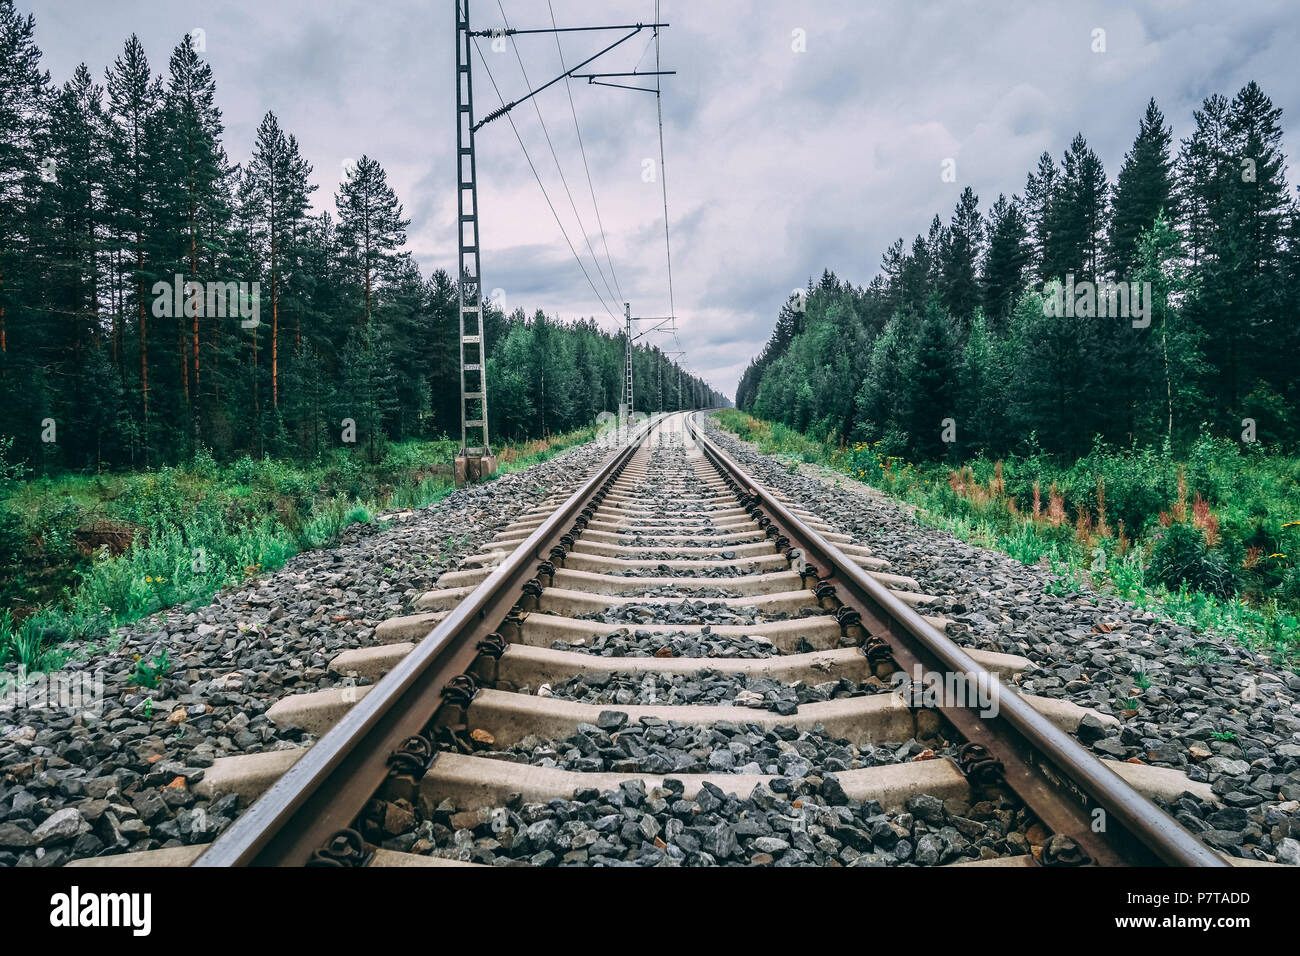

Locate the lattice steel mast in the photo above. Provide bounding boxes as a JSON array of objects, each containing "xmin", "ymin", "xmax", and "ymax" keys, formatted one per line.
[
  {"xmin": 452, "ymin": 2, "xmax": 672, "ymax": 481},
  {"xmin": 455, "ymin": 1, "xmax": 492, "ymax": 484}
]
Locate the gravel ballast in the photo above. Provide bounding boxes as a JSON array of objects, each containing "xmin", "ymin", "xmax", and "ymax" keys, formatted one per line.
[
  {"xmin": 7, "ymin": 413, "xmax": 1294, "ymax": 868},
  {"xmin": 549, "ymin": 627, "xmax": 798, "ymax": 659},
  {"xmin": 456, "ymin": 717, "xmax": 944, "ymax": 776},
  {"xmin": 0, "ymin": 442, "xmax": 610, "ymax": 867},
  {"xmin": 702, "ymin": 415, "xmax": 1300, "ymax": 864},
  {"xmin": 388, "ymin": 767, "xmax": 1049, "ymax": 867},
  {"xmin": 531, "ymin": 669, "xmax": 886, "ymax": 712}
]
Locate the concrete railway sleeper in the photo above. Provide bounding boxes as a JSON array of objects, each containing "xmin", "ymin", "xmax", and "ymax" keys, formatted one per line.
[{"xmin": 84, "ymin": 412, "xmax": 1239, "ymax": 868}]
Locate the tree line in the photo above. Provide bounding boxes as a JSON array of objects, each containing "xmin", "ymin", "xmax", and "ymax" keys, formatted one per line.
[
  {"xmin": 0, "ymin": 4, "xmax": 722, "ymax": 472},
  {"xmin": 737, "ymin": 85, "xmax": 1300, "ymax": 460}
]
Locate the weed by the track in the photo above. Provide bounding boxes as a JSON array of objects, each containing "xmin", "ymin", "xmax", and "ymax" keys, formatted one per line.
[{"xmin": 714, "ymin": 409, "xmax": 1300, "ymax": 668}]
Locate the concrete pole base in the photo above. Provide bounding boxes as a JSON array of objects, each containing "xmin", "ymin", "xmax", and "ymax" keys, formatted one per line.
[{"xmin": 454, "ymin": 453, "xmax": 497, "ymax": 487}]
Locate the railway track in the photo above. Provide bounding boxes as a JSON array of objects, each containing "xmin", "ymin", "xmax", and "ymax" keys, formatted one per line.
[{"xmin": 73, "ymin": 411, "xmax": 1231, "ymax": 868}]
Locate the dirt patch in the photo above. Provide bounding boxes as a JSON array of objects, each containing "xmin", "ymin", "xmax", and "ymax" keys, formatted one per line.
[{"xmin": 73, "ymin": 519, "xmax": 141, "ymax": 558}]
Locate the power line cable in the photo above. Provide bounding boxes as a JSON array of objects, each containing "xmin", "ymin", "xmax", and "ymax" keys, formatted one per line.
[
  {"xmin": 633, "ymin": 30, "xmax": 657, "ymax": 74},
  {"xmin": 548, "ymin": 0, "xmax": 625, "ymax": 304},
  {"xmin": 497, "ymin": 1, "xmax": 621, "ymax": 312},
  {"xmin": 472, "ymin": 34, "xmax": 619, "ymax": 322},
  {"xmin": 653, "ymin": 0, "xmax": 677, "ymax": 328}
]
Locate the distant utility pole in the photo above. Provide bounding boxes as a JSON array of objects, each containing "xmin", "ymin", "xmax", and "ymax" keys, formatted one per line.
[
  {"xmin": 620, "ymin": 302, "xmax": 634, "ymax": 430},
  {"xmin": 656, "ymin": 352, "xmax": 662, "ymax": 412},
  {"xmin": 623, "ymin": 309, "xmax": 675, "ymax": 432},
  {"xmin": 453, "ymin": 1, "xmax": 672, "ymax": 482},
  {"xmin": 663, "ymin": 348, "xmax": 685, "ymax": 411}
]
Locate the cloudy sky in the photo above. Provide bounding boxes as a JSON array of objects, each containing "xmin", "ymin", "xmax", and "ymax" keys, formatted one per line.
[{"xmin": 20, "ymin": 1, "xmax": 1300, "ymax": 398}]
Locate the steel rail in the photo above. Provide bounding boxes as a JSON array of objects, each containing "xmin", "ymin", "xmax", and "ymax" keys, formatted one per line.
[
  {"xmin": 686, "ymin": 412, "xmax": 1224, "ymax": 867},
  {"xmin": 195, "ymin": 414, "xmax": 667, "ymax": 866}
]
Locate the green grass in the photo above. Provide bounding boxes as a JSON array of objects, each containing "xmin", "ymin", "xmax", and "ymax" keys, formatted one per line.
[
  {"xmin": 0, "ymin": 425, "xmax": 597, "ymax": 671},
  {"xmin": 713, "ymin": 409, "xmax": 1300, "ymax": 668}
]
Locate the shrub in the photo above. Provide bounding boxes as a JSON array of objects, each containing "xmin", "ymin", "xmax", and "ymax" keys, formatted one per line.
[
  {"xmin": 0, "ymin": 507, "xmax": 25, "ymax": 588},
  {"xmin": 1001, "ymin": 523, "xmax": 1055, "ymax": 565},
  {"xmin": 116, "ymin": 468, "xmax": 188, "ymax": 522},
  {"xmin": 1148, "ymin": 522, "xmax": 1237, "ymax": 597},
  {"xmin": 0, "ymin": 610, "xmax": 44, "ymax": 670},
  {"xmin": 1281, "ymin": 567, "xmax": 1300, "ymax": 606},
  {"xmin": 230, "ymin": 454, "xmax": 259, "ymax": 486},
  {"xmin": 191, "ymin": 445, "xmax": 219, "ymax": 479},
  {"xmin": 132, "ymin": 649, "xmax": 171, "ymax": 688},
  {"xmin": 328, "ymin": 451, "xmax": 365, "ymax": 498},
  {"xmin": 35, "ymin": 496, "xmax": 85, "ymax": 564},
  {"xmin": 0, "ymin": 435, "xmax": 29, "ymax": 486},
  {"xmin": 0, "ymin": 607, "xmax": 102, "ymax": 670}
]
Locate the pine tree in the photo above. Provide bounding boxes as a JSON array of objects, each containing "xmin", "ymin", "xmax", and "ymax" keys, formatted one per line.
[
  {"xmin": 375, "ymin": 257, "xmax": 432, "ymax": 438},
  {"xmin": 74, "ymin": 343, "xmax": 131, "ymax": 469},
  {"xmin": 27, "ymin": 65, "xmax": 111, "ymax": 466},
  {"xmin": 877, "ymin": 237, "xmax": 905, "ymax": 318},
  {"xmin": 159, "ymin": 34, "xmax": 230, "ymax": 436},
  {"xmin": 1005, "ymin": 292, "xmax": 1097, "ymax": 457},
  {"xmin": 925, "ymin": 215, "xmax": 947, "ymax": 288},
  {"xmin": 1023, "ymin": 150, "xmax": 1058, "ymax": 276},
  {"xmin": 104, "ymin": 35, "xmax": 161, "ymax": 462},
  {"xmin": 850, "ymin": 315, "xmax": 912, "ymax": 447},
  {"xmin": 939, "ymin": 186, "xmax": 983, "ymax": 321},
  {"xmin": 1042, "ymin": 134, "xmax": 1108, "ymax": 281},
  {"xmin": 1176, "ymin": 94, "xmax": 1230, "ymax": 269},
  {"xmin": 487, "ymin": 323, "xmax": 535, "ymax": 441},
  {"xmin": 424, "ymin": 268, "xmax": 460, "ymax": 436},
  {"xmin": 1224, "ymin": 81, "xmax": 1290, "ymax": 401},
  {"xmin": 1107, "ymin": 99, "xmax": 1176, "ymax": 277},
  {"xmin": 338, "ymin": 327, "xmax": 398, "ymax": 462},
  {"xmin": 1184, "ymin": 83, "xmax": 1290, "ymax": 413},
  {"xmin": 281, "ymin": 336, "xmax": 332, "ymax": 457},
  {"xmin": 335, "ymin": 155, "xmax": 409, "ymax": 330},
  {"xmin": 958, "ymin": 310, "xmax": 1008, "ymax": 453},
  {"xmin": 530, "ymin": 310, "xmax": 576, "ymax": 435},
  {"xmin": 897, "ymin": 233, "xmax": 933, "ymax": 315},
  {"xmin": 244, "ymin": 112, "xmax": 315, "ymax": 410},
  {"xmin": 0, "ymin": 0, "xmax": 48, "ymax": 365},
  {"xmin": 1282, "ymin": 207, "xmax": 1300, "ymax": 420},
  {"xmin": 980, "ymin": 194, "xmax": 1031, "ymax": 327},
  {"xmin": 902, "ymin": 300, "xmax": 960, "ymax": 459}
]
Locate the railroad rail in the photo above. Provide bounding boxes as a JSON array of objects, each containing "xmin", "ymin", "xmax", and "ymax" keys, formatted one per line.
[
  {"xmin": 84, "ymin": 411, "xmax": 1223, "ymax": 868},
  {"xmin": 688, "ymin": 414, "xmax": 1222, "ymax": 867}
]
